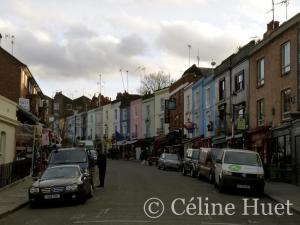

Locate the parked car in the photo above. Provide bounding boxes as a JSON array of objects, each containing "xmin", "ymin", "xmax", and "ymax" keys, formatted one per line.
[
  {"xmin": 158, "ymin": 153, "xmax": 182, "ymax": 171},
  {"xmin": 28, "ymin": 165, "xmax": 93, "ymax": 206},
  {"xmin": 78, "ymin": 140, "xmax": 94, "ymax": 151},
  {"xmin": 47, "ymin": 148, "xmax": 94, "ymax": 184},
  {"xmin": 182, "ymin": 148, "xmax": 200, "ymax": 177},
  {"xmin": 196, "ymin": 148, "xmax": 219, "ymax": 183},
  {"xmin": 89, "ymin": 149, "xmax": 98, "ymax": 164},
  {"xmin": 214, "ymin": 149, "xmax": 265, "ymax": 194}
]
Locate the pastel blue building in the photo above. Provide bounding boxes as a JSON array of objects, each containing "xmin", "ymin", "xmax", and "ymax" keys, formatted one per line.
[{"xmin": 192, "ymin": 73, "xmax": 215, "ymax": 146}]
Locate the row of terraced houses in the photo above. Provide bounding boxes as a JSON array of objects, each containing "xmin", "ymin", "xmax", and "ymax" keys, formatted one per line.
[{"xmin": 1, "ymin": 14, "xmax": 300, "ymax": 186}]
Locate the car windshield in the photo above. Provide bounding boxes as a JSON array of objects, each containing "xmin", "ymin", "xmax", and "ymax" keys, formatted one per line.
[
  {"xmin": 49, "ymin": 150, "xmax": 87, "ymax": 164},
  {"xmin": 224, "ymin": 151, "xmax": 262, "ymax": 166},
  {"xmin": 192, "ymin": 151, "xmax": 199, "ymax": 160},
  {"xmin": 41, "ymin": 167, "xmax": 80, "ymax": 180},
  {"xmin": 165, "ymin": 154, "xmax": 179, "ymax": 160}
]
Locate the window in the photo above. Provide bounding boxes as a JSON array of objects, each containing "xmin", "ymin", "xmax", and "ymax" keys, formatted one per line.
[
  {"xmin": 135, "ymin": 106, "xmax": 138, "ymax": 116},
  {"xmin": 257, "ymin": 58, "xmax": 265, "ymax": 87},
  {"xmin": 160, "ymin": 117, "xmax": 164, "ymax": 129},
  {"xmin": 194, "ymin": 91, "xmax": 200, "ymax": 111},
  {"xmin": 0, "ymin": 131, "xmax": 6, "ymax": 160},
  {"xmin": 282, "ymin": 41, "xmax": 291, "ymax": 74},
  {"xmin": 186, "ymin": 95, "xmax": 190, "ymax": 111},
  {"xmin": 205, "ymin": 87, "xmax": 210, "ymax": 108},
  {"xmin": 24, "ymin": 73, "xmax": 28, "ymax": 88},
  {"xmin": 257, "ymin": 99, "xmax": 265, "ymax": 126},
  {"xmin": 106, "ymin": 111, "xmax": 108, "ymax": 120},
  {"xmin": 123, "ymin": 108, "xmax": 127, "ymax": 120},
  {"xmin": 235, "ymin": 70, "xmax": 244, "ymax": 92},
  {"xmin": 114, "ymin": 109, "xmax": 118, "ymax": 121},
  {"xmin": 219, "ymin": 78, "xmax": 225, "ymax": 101},
  {"xmin": 160, "ymin": 98, "xmax": 165, "ymax": 111},
  {"xmin": 282, "ymin": 88, "xmax": 291, "ymax": 120},
  {"xmin": 146, "ymin": 105, "xmax": 150, "ymax": 116}
]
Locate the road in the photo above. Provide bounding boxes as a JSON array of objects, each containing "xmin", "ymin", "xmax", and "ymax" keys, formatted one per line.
[{"xmin": 0, "ymin": 160, "xmax": 299, "ymax": 225}]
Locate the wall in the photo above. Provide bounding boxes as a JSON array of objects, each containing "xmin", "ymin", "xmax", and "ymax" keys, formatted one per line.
[
  {"xmin": 154, "ymin": 88, "xmax": 169, "ymax": 136},
  {"xmin": 130, "ymin": 98, "xmax": 142, "ymax": 140},
  {"xmin": 183, "ymin": 83, "xmax": 193, "ymax": 137},
  {"xmin": 142, "ymin": 96, "xmax": 155, "ymax": 138},
  {"xmin": 0, "ymin": 95, "xmax": 18, "ymax": 164}
]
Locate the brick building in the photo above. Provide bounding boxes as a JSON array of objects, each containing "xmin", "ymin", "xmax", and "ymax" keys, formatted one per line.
[
  {"xmin": 0, "ymin": 46, "xmax": 45, "ymax": 124},
  {"xmin": 248, "ymin": 14, "xmax": 300, "ymax": 184}
]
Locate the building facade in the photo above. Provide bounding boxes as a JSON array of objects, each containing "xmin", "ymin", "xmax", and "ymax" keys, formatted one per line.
[
  {"xmin": 154, "ymin": 87, "xmax": 169, "ymax": 136},
  {"xmin": 142, "ymin": 95, "xmax": 155, "ymax": 139},
  {"xmin": 130, "ymin": 98, "xmax": 142, "ymax": 140}
]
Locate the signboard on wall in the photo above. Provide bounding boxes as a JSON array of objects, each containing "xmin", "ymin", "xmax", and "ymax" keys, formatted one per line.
[{"xmin": 18, "ymin": 98, "xmax": 30, "ymax": 111}]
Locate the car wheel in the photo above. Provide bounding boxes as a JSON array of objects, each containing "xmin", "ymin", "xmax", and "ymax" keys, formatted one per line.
[
  {"xmin": 29, "ymin": 200, "xmax": 38, "ymax": 208},
  {"xmin": 209, "ymin": 172, "xmax": 214, "ymax": 184},
  {"xmin": 182, "ymin": 167, "xmax": 187, "ymax": 176},
  {"xmin": 191, "ymin": 168, "xmax": 196, "ymax": 178},
  {"xmin": 218, "ymin": 178, "xmax": 225, "ymax": 193},
  {"xmin": 88, "ymin": 184, "xmax": 94, "ymax": 198},
  {"xmin": 163, "ymin": 165, "xmax": 166, "ymax": 170},
  {"xmin": 197, "ymin": 170, "xmax": 201, "ymax": 179}
]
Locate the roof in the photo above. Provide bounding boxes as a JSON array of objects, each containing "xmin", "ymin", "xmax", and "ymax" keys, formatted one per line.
[
  {"xmin": 250, "ymin": 13, "xmax": 300, "ymax": 55},
  {"xmin": 182, "ymin": 64, "xmax": 213, "ymax": 78},
  {"xmin": 0, "ymin": 46, "xmax": 26, "ymax": 67}
]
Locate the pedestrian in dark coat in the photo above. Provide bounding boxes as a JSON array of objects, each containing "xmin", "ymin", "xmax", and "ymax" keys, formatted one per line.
[{"xmin": 97, "ymin": 146, "xmax": 107, "ymax": 187}]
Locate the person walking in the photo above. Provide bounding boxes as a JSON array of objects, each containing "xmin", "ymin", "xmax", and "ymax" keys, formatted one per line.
[{"xmin": 97, "ymin": 145, "xmax": 107, "ymax": 187}]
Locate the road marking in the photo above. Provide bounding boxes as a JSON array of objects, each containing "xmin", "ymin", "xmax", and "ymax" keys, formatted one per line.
[
  {"xmin": 96, "ymin": 208, "xmax": 111, "ymax": 218},
  {"xmin": 71, "ymin": 214, "xmax": 86, "ymax": 220},
  {"xmin": 73, "ymin": 219, "xmax": 151, "ymax": 224},
  {"xmin": 201, "ymin": 222, "xmax": 242, "ymax": 225}
]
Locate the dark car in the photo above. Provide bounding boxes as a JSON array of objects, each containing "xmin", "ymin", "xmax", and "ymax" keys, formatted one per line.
[
  {"xmin": 157, "ymin": 153, "xmax": 182, "ymax": 171},
  {"xmin": 47, "ymin": 148, "xmax": 95, "ymax": 184},
  {"xmin": 196, "ymin": 148, "xmax": 219, "ymax": 183},
  {"xmin": 28, "ymin": 165, "xmax": 93, "ymax": 206},
  {"xmin": 182, "ymin": 148, "xmax": 200, "ymax": 177}
]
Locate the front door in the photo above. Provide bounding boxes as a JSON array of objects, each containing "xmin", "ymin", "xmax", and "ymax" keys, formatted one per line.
[{"xmin": 295, "ymin": 136, "xmax": 300, "ymax": 186}]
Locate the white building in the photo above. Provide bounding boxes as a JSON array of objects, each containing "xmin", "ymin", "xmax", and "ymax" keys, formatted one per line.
[
  {"xmin": 111, "ymin": 101, "xmax": 121, "ymax": 136},
  {"xmin": 142, "ymin": 95, "xmax": 155, "ymax": 138},
  {"xmin": 0, "ymin": 95, "xmax": 18, "ymax": 164},
  {"xmin": 95, "ymin": 107, "xmax": 103, "ymax": 140},
  {"xmin": 102, "ymin": 103, "xmax": 112, "ymax": 141},
  {"xmin": 87, "ymin": 108, "xmax": 97, "ymax": 140},
  {"xmin": 183, "ymin": 83, "xmax": 193, "ymax": 138},
  {"xmin": 154, "ymin": 87, "xmax": 169, "ymax": 136}
]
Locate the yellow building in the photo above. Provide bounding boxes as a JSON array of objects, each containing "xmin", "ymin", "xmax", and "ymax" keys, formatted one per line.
[{"xmin": 0, "ymin": 95, "xmax": 19, "ymax": 164}]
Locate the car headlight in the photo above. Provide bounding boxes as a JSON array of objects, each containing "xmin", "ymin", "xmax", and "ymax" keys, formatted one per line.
[
  {"xmin": 222, "ymin": 170, "xmax": 232, "ymax": 176},
  {"xmin": 66, "ymin": 184, "xmax": 78, "ymax": 191},
  {"xmin": 29, "ymin": 187, "xmax": 39, "ymax": 194},
  {"xmin": 257, "ymin": 174, "xmax": 264, "ymax": 179}
]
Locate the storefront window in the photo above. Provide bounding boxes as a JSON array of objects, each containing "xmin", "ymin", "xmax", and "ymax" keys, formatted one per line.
[{"xmin": 271, "ymin": 135, "xmax": 291, "ymax": 165}]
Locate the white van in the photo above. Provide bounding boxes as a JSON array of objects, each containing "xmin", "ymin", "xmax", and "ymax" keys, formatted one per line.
[{"xmin": 214, "ymin": 149, "xmax": 264, "ymax": 194}]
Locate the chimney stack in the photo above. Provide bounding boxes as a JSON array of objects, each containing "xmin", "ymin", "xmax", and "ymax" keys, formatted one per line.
[{"xmin": 264, "ymin": 20, "xmax": 280, "ymax": 38}]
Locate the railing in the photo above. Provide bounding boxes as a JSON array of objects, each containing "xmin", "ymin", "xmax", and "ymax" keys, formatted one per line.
[{"xmin": 0, "ymin": 159, "xmax": 31, "ymax": 188}]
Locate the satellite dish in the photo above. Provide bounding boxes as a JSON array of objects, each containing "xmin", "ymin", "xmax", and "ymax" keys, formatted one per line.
[{"xmin": 211, "ymin": 61, "xmax": 216, "ymax": 67}]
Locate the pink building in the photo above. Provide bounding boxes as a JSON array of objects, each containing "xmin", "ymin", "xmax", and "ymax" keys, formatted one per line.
[{"xmin": 130, "ymin": 98, "xmax": 142, "ymax": 140}]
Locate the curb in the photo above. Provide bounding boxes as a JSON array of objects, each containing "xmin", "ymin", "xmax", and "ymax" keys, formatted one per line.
[
  {"xmin": 0, "ymin": 200, "xmax": 29, "ymax": 219},
  {"xmin": 264, "ymin": 192, "xmax": 300, "ymax": 214},
  {"xmin": 0, "ymin": 176, "xmax": 30, "ymax": 193}
]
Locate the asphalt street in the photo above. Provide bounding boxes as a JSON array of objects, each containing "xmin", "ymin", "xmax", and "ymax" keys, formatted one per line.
[{"xmin": 0, "ymin": 160, "xmax": 299, "ymax": 225}]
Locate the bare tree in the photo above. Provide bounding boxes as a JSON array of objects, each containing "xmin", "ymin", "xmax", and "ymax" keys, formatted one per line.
[{"xmin": 138, "ymin": 71, "xmax": 173, "ymax": 94}]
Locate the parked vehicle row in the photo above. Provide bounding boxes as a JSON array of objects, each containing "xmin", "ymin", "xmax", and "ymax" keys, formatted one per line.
[
  {"xmin": 28, "ymin": 143, "xmax": 98, "ymax": 207},
  {"xmin": 158, "ymin": 147, "xmax": 265, "ymax": 195}
]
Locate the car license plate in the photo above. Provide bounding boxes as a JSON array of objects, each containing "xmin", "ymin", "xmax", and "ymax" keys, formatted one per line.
[
  {"xmin": 237, "ymin": 184, "xmax": 250, "ymax": 189},
  {"xmin": 44, "ymin": 194, "xmax": 60, "ymax": 199}
]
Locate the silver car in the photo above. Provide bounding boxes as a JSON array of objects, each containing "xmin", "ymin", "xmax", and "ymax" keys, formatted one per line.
[{"xmin": 158, "ymin": 153, "xmax": 182, "ymax": 171}]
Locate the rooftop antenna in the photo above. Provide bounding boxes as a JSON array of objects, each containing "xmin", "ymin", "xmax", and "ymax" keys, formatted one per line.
[
  {"xmin": 266, "ymin": 0, "xmax": 275, "ymax": 23},
  {"xmin": 187, "ymin": 44, "xmax": 192, "ymax": 67},
  {"xmin": 126, "ymin": 70, "xmax": 129, "ymax": 93},
  {"xmin": 5, "ymin": 34, "xmax": 10, "ymax": 50},
  {"xmin": 11, "ymin": 35, "xmax": 15, "ymax": 55},
  {"xmin": 119, "ymin": 69, "xmax": 126, "ymax": 92},
  {"xmin": 276, "ymin": 0, "xmax": 289, "ymax": 20},
  {"xmin": 197, "ymin": 48, "xmax": 200, "ymax": 67}
]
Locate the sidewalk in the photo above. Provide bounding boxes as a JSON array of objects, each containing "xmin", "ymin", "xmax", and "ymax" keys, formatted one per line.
[
  {"xmin": 265, "ymin": 181, "xmax": 300, "ymax": 214},
  {"xmin": 0, "ymin": 176, "xmax": 32, "ymax": 219}
]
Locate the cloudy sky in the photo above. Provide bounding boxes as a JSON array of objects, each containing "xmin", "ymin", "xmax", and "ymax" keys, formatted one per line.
[{"xmin": 0, "ymin": 0, "xmax": 299, "ymax": 99}]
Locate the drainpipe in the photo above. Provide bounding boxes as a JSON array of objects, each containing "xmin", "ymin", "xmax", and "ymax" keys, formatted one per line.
[{"xmin": 229, "ymin": 57, "xmax": 234, "ymax": 145}]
